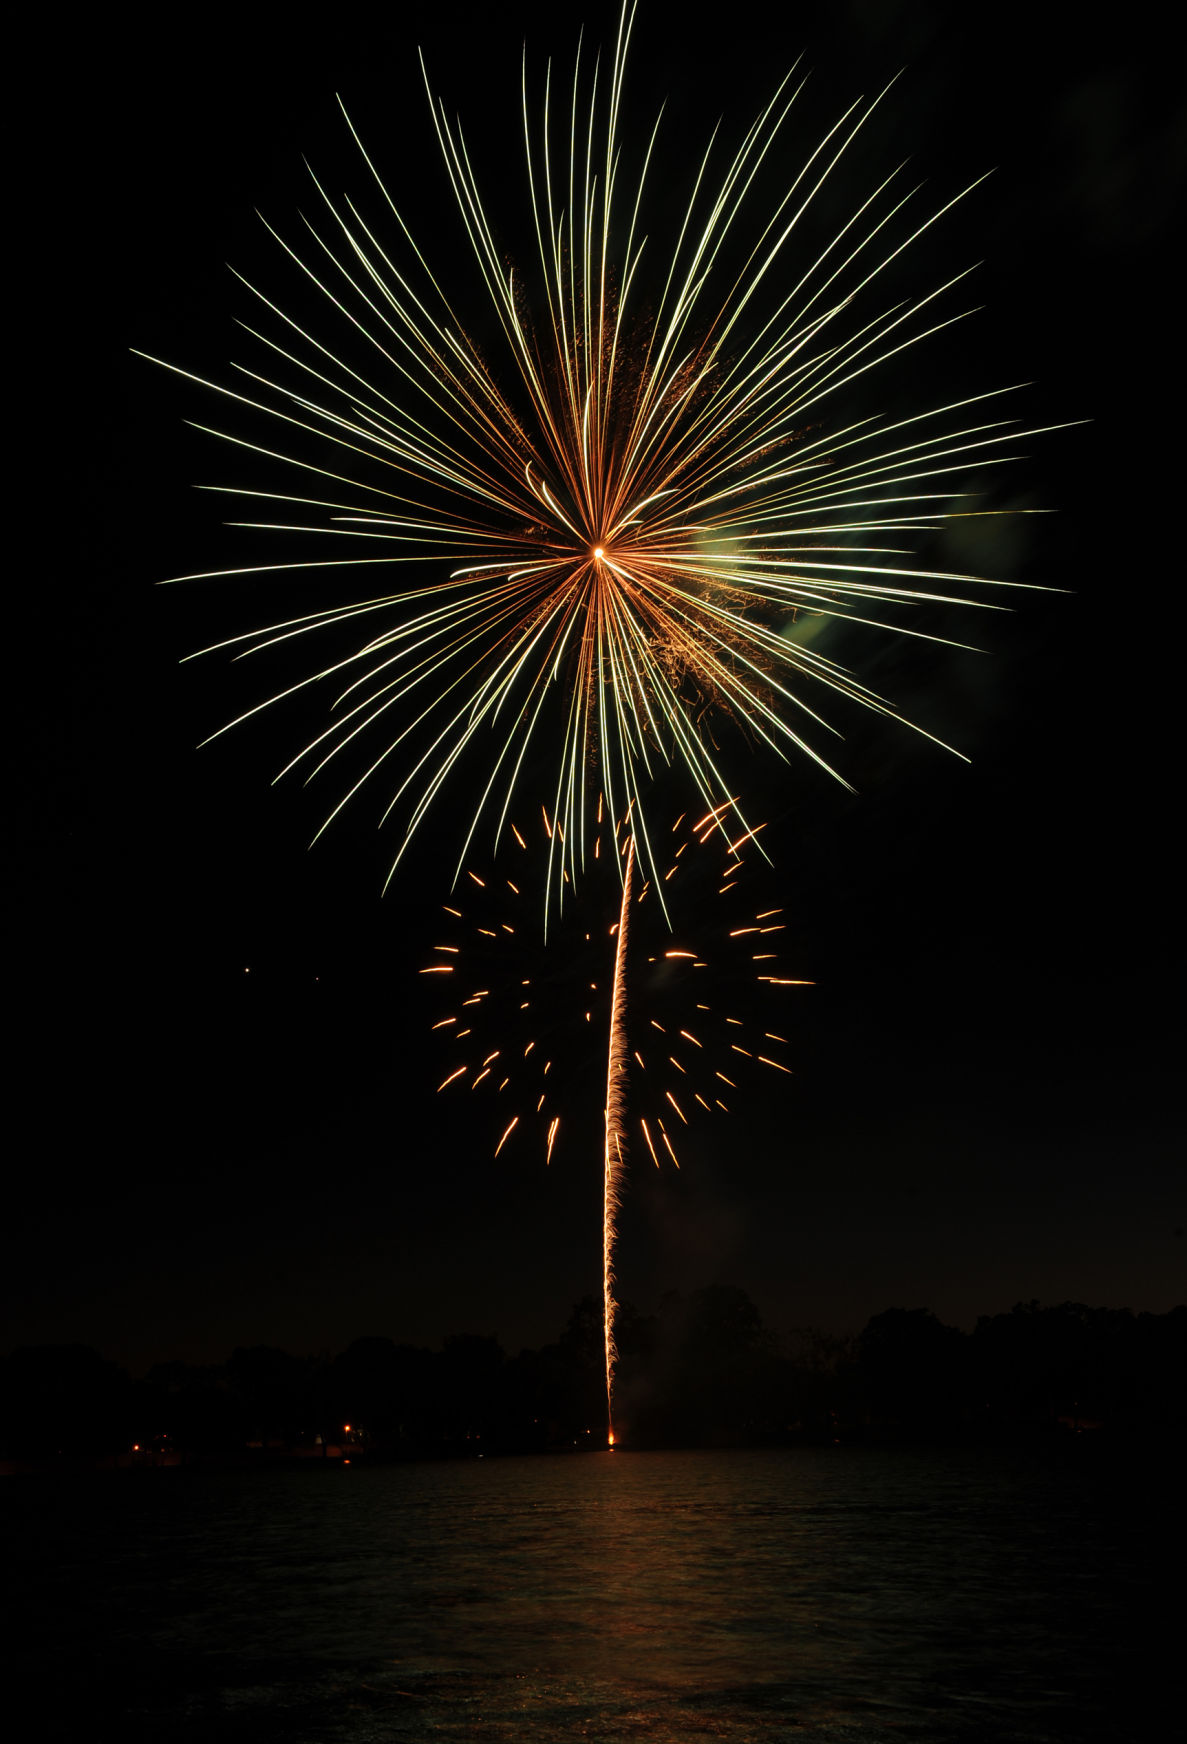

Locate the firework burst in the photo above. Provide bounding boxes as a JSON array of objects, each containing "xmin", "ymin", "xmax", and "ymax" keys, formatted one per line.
[
  {"xmin": 141, "ymin": 1, "xmax": 1056, "ymax": 909},
  {"xmin": 423, "ymin": 802, "xmax": 805, "ymax": 1168}
]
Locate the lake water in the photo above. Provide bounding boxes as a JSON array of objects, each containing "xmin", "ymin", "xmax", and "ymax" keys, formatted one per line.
[{"xmin": 4, "ymin": 1444, "xmax": 1175, "ymax": 1741}]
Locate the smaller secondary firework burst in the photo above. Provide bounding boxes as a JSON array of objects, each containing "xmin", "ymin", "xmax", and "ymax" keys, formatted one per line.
[
  {"xmin": 422, "ymin": 801, "xmax": 805, "ymax": 1167},
  {"xmin": 420, "ymin": 798, "xmax": 810, "ymax": 1440}
]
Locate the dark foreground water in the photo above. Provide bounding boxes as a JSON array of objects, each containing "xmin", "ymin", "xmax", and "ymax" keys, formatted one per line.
[{"xmin": 4, "ymin": 1444, "xmax": 1177, "ymax": 1741}]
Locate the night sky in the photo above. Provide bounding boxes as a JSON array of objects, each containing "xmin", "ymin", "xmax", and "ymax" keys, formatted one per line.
[{"xmin": 13, "ymin": 0, "xmax": 1182, "ymax": 1375}]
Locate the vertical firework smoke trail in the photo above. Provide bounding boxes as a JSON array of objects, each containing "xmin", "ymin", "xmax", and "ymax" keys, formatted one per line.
[{"xmin": 603, "ymin": 834, "xmax": 634, "ymax": 1445}]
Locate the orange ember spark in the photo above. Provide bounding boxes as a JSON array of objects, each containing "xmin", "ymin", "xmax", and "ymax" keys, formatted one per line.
[
  {"xmin": 665, "ymin": 1090, "xmax": 688, "ymax": 1124},
  {"xmin": 640, "ymin": 1117, "xmax": 659, "ymax": 1168}
]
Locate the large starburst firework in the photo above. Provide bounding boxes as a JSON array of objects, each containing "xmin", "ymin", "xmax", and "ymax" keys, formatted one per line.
[{"xmin": 143, "ymin": 1, "xmax": 1051, "ymax": 912}]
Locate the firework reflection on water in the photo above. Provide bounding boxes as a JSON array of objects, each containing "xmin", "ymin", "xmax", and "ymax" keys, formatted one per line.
[{"xmin": 10, "ymin": 1446, "xmax": 1162, "ymax": 1741}]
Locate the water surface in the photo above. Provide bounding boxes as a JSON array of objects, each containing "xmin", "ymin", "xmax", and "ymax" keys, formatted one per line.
[{"xmin": 5, "ymin": 1444, "xmax": 1173, "ymax": 1740}]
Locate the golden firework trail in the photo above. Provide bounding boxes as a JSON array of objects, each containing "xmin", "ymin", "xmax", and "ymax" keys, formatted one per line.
[
  {"xmin": 603, "ymin": 834, "xmax": 634, "ymax": 1445},
  {"xmin": 140, "ymin": 1, "xmax": 1063, "ymax": 910}
]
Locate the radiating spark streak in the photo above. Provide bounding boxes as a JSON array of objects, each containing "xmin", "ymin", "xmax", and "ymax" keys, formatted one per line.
[
  {"xmin": 437, "ymin": 1067, "xmax": 466, "ymax": 1090},
  {"xmin": 495, "ymin": 1117, "xmax": 518, "ymax": 1156},
  {"xmin": 603, "ymin": 836, "xmax": 634, "ymax": 1446}
]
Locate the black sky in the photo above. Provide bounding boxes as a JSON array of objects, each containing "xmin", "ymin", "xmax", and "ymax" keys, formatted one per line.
[{"xmin": 12, "ymin": 0, "xmax": 1183, "ymax": 1373}]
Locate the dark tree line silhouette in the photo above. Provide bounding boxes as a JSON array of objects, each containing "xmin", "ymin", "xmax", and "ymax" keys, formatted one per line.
[{"xmin": 2, "ymin": 1292, "xmax": 1183, "ymax": 1466}]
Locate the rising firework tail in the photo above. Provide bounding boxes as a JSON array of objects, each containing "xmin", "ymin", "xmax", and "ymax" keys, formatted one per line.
[
  {"xmin": 139, "ymin": 1, "xmax": 1065, "ymax": 913},
  {"xmin": 602, "ymin": 836, "xmax": 633, "ymax": 1442}
]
